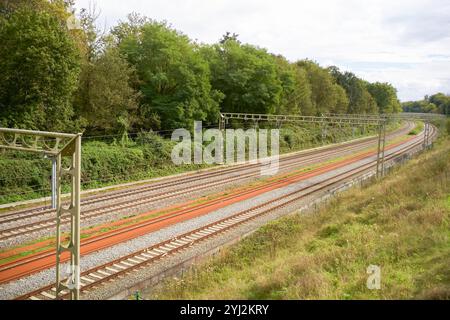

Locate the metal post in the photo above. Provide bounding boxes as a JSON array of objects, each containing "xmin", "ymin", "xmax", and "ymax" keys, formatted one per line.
[
  {"xmin": 321, "ymin": 119, "xmax": 326, "ymax": 145},
  {"xmin": 376, "ymin": 120, "xmax": 386, "ymax": 178},
  {"xmin": 381, "ymin": 122, "xmax": 386, "ymax": 175},
  {"xmin": 56, "ymin": 134, "xmax": 82, "ymax": 300},
  {"xmin": 51, "ymin": 157, "xmax": 57, "ymax": 209},
  {"xmin": 423, "ymin": 122, "xmax": 430, "ymax": 149},
  {"xmin": 55, "ymin": 153, "xmax": 62, "ymax": 298},
  {"xmin": 219, "ymin": 116, "xmax": 226, "ymax": 131},
  {"xmin": 73, "ymin": 134, "xmax": 81, "ymax": 299}
]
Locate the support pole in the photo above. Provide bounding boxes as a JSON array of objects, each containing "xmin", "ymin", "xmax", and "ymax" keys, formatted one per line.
[
  {"xmin": 321, "ymin": 119, "xmax": 327, "ymax": 145},
  {"xmin": 423, "ymin": 122, "xmax": 430, "ymax": 149},
  {"xmin": 51, "ymin": 157, "xmax": 57, "ymax": 209},
  {"xmin": 219, "ymin": 116, "xmax": 226, "ymax": 131},
  {"xmin": 376, "ymin": 120, "xmax": 386, "ymax": 178},
  {"xmin": 56, "ymin": 134, "xmax": 82, "ymax": 300},
  {"xmin": 74, "ymin": 134, "xmax": 81, "ymax": 300}
]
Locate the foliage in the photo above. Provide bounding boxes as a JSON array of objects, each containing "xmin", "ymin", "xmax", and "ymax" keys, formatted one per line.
[
  {"xmin": 329, "ymin": 67, "xmax": 378, "ymax": 114},
  {"xmin": 0, "ymin": 4, "xmax": 80, "ymax": 131},
  {"xmin": 366, "ymin": 82, "xmax": 402, "ymax": 114},
  {"xmin": 204, "ymin": 38, "xmax": 282, "ymax": 115},
  {"xmin": 402, "ymin": 93, "xmax": 450, "ymax": 115},
  {"xmin": 74, "ymin": 45, "xmax": 140, "ymax": 134},
  {"xmin": 297, "ymin": 60, "xmax": 349, "ymax": 115},
  {"xmin": 428, "ymin": 93, "xmax": 450, "ymax": 115},
  {"xmin": 114, "ymin": 18, "xmax": 223, "ymax": 130},
  {"xmin": 0, "ymin": 3, "xmax": 406, "ymax": 134},
  {"xmin": 0, "ymin": 0, "xmax": 73, "ymax": 21},
  {"xmin": 273, "ymin": 56, "xmax": 313, "ymax": 115}
]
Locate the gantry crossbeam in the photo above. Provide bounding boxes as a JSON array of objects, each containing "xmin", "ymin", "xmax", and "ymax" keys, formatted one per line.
[
  {"xmin": 0, "ymin": 128, "xmax": 78, "ymax": 156},
  {"xmin": 323, "ymin": 112, "xmax": 446, "ymax": 121},
  {"xmin": 220, "ymin": 112, "xmax": 383, "ymax": 126},
  {"xmin": 219, "ymin": 112, "xmax": 391, "ymax": 178}
]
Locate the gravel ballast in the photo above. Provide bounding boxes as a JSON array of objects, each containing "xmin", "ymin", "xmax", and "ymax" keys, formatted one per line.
[{"xmin": 0, "ymin": 135, "xmax": 425, "ymax": 300}]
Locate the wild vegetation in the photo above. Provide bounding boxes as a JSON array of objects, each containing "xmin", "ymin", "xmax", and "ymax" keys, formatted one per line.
[
  {"xmin": 402, "ymin": 93, "xmax": 450, "ymax": 115},
  {"xmin": 149, "ymin": 136, "xmax": 450, "ymax": 300},
  {"xmin": 0, "ymin": 0, "xmax": 403, "ymax": 135},
  {"xmin": 0, "ymin": 0, "xmax": 409, "ymax": 204}
]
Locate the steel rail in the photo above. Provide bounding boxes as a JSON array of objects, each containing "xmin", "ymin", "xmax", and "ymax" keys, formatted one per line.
[
  {"xmin": 0, "ymin": 144, "xmax": 393, "ymax": 276},
  {"xmin": 0, "ymin": 122, "xmax": 411, "ymax": 221},
  {"xmin": 0, "ymin": 122, "xmax": 413, "ymax": 227},
  {"xmin": 0, "ymin": 125, "xmax": 429, "ymax": 284},
  {"xmin": 15, "ymin": 126, "xmax": 435, "ymax": 300},
  {"xmin": 0, "ymin": 124, "xmax": 414, "ymax": 241},
  {"xmin": 0, "ymin": 139, "xmax": 397, "ymax": 240}
]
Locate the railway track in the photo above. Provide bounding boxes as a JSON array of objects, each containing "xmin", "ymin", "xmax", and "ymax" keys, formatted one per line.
[
  {"xmin": 0, "ymin": 148, "xmax": 371, "ymax": 240},
  {"xmin": 1, "ymin": 122, "xmax": 414, "ymax": 222},
  {"xmin": 0, "ymin": 123, "xmax": 414, "ymax": 241},
  {"xmin": 0, "ymin": 129, "xmax": 424, "ymax": 285},
  {"xmin": 15, "ymin": 125, "xmax": 435, "ymax": 300}
]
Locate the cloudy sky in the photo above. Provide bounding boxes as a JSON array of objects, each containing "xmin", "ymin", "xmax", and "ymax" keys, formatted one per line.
[{"xmin": 73, "ymin": 0, "xmax": 450, "ymax": 101}]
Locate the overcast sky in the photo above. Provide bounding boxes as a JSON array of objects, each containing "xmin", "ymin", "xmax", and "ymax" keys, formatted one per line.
[{"xmin": 73, "ymin": 0, "xmax": 450, "ymax": 101}]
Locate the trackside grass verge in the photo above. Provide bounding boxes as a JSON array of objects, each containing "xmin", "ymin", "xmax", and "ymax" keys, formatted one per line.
[{"xmin": 149, "ymin": 138, "xmax": 450, "ymax": 300}]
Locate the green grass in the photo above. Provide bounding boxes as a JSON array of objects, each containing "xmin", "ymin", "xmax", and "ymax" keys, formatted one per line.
[
  {"xmin": 149, "ymin": 137, "xmax": 450, "ymax": 300},
  {"xmin": 408, "ymin": 121, "xmax": 424, "ymax": 135}
]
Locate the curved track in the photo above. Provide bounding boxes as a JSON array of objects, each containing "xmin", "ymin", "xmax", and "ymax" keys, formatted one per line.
[
  {"xmin": 0, "ymin": 124, "xmax": 432, "ymax": 287},
  {"xmin": 0, "ymin": 123, "xmax": 414, "ymax": 242},
  {"xmin": 14, "ymin": 124, "xmax": 436, "ymax": 300}
]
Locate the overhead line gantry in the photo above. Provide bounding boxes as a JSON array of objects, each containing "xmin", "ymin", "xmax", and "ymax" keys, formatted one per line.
[
  {"xmin": 219, "ymin": 112, "xmax": 395, "ymax": 178},
  {"xmin": 0, "ymin": 128, "xmax": 82, "ymax": 300}
]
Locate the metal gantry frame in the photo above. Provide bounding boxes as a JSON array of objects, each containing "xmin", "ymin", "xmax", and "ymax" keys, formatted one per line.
[
  {"xmin": 423, "ymin": 122, "xmax": 431, "ymax": 149},
  {"xmin": 0, "ymin": 128, "xmax": 82, "ymax": 300},
  {"xmin": 324, "ymin": 112, "xmax": 446, "ymax": 121},
  {"xmin": 219, "ymin": 112, "xmax": 389, "ymax": 178},
  {"xmin": 376, "ymin": 120, "xmax": 387, "ymax": 178}
]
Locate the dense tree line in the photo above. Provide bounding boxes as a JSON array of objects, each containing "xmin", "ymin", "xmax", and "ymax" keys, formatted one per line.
[
  {"xmin": 0, "ymin": 1, "xmax": 403, "ymax": 134},
  {"xmin": 402, "ymin": 93, "xmax": 450, "ymax": 115}
]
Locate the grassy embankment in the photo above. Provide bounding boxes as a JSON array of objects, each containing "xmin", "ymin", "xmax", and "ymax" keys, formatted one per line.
[
  {"xmin": 150, "ymin": 135, "xmax": 450, "ymax": 300},
  {"xmin": 0, "ymin": 123, "xmax": 389, "ymax": 205}
]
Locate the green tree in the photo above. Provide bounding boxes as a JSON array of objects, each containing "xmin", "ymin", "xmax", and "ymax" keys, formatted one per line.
[
  {"xmin": 366, "ymin": 82, "xmax": 401, "ymax": 114},
  {"xmin": 402, "ymin": 100, "xmax": 430, "ymax": 113},
  {"xmin": 332, "ymin": 84, "xmax": 349, "ymax": 114},
  {"xmin": 74, "ymin": 46, "xmax": 140, "ymax": 134},
  {"xmin": 428, "ymin": 93, "xmax": 450, "ymax": 115},
  {"xmin": 0, "ymin": 5, "xmax": 80, "ymax": 131},
  {"xmin": 329, "ymin": 67, "xmax": 377, "ymax": 114},
  {"xmin": 114, "ymin": 19, "xmax": 222, "ymax": 129},
  {"xmin": 273, "ymin": 55, "xmax": 313, "ymax": 115},
  {"xmin": 205, "ymin": 38, "xmax": 282, "ymax": 115},
  {"xmin": 297, "ymin": 60, "xmax": 348, "ymax": 115},
  {"xmin": 0, "ymin": 0, "xmax": 74, "ymax": 20},
  {"xmin": 73, "ymin": 9, "xmax": 140, "ymax": 134}
]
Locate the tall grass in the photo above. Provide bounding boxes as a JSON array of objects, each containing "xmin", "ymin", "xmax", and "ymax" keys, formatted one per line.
[{"xmin": 151, "ymin": 138, "xmax": 450, "ymax": 300}]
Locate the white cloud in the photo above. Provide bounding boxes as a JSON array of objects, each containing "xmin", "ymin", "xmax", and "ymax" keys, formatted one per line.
[{"xmin": 73, "ymin": 0, "xmax": 450, "ymax": 101}]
